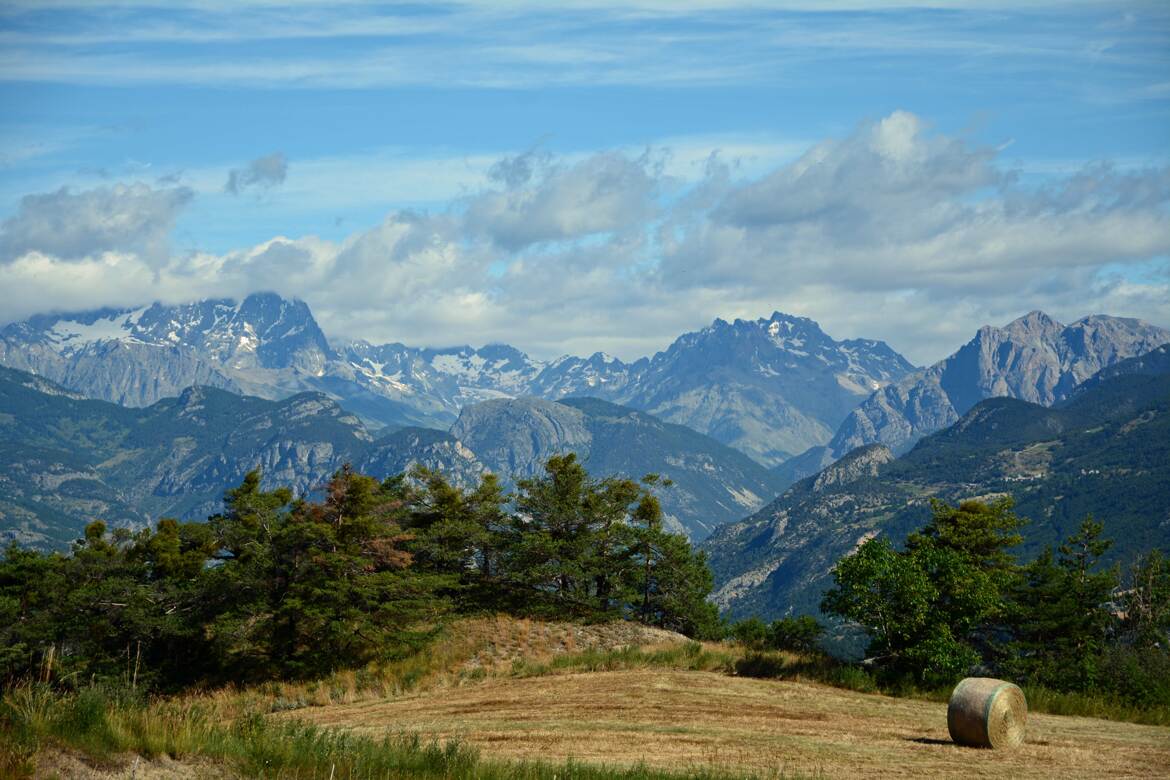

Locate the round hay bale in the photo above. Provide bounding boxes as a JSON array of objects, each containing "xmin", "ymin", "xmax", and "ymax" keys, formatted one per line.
[{"xmin": 947, "ymin": 677, "xmax": 1027, "ymax": 749}]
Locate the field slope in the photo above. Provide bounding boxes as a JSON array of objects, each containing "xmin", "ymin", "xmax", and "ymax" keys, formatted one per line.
[{"xmin": 289, "ymin": 668, "xmax": 1170, "ymax": 779}]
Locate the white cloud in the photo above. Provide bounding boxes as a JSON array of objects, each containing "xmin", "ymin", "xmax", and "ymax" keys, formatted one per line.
[
  {"xmin": 0, "ymin": 182, "xmax": 192, "ymax": 266},
  {"xmin": 464, "ymin": 150, "xmax": 664, "ymax": 250},
  {"xmin": 1, "ymin": 111, "xmax": 1168, "ymax": 365}
]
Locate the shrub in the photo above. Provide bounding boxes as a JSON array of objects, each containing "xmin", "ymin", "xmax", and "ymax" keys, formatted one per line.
[{"xmin": 768, "ymin": 616, "xmax": 824, "ymax": 653}]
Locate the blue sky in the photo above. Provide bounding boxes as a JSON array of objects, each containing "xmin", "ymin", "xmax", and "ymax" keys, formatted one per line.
[{"xmin": 1, "ymin": 1, "xmax": 1168, "ymax": 363}]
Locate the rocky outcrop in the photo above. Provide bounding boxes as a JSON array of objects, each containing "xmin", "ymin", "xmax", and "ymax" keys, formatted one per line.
[
  {"xmin": 811, "ymin": 444, "xmax": 894, "ymax": 492},
  {"xmin": 795, "ymin": 312, "xmax": 1170, "ymax": 468},
  {"xmin": 360, "ymin": 427, "xmax": 487, "ymax": 487}
]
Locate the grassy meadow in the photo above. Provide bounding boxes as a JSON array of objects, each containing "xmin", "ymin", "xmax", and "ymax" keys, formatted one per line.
[{"xmin": 3, "ymin": 617, "xmax": 1169, "ymax": 779}]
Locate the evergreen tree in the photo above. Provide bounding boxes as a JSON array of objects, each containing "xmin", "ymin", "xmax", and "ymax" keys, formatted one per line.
[
  {"xmin": 1007, "ymin": 517, "xmax": 1118, "ymax": 691},
  {"xmin": 507, "ymin": 454, "xmax": 639, "ymax": 617},
  {"xmin": 269, "ymin": 466, "xmax": 444, "ymax": 678},
  {"xmin": 621, "ymin": 496, "xmax": 722, "ymax": 638},
  {"xmin": 0, "ymin": 544, "xmax": 69, "ymax": 683},
  {"xmin": 405, "ymin": 468, "xmax": 511, "ymax": 608}
]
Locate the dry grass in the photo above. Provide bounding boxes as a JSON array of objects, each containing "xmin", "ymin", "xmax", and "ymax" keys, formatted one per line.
[{"xmin": 290, "ymin": 669, "xmax": 1170, "ymax": 779}]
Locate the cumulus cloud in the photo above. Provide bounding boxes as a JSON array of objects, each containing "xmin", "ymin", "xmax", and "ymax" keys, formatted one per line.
[
  {"xmin": 2, "ymin": 111, "xmax": 1168, "ymax": 364},
  {"xmin": 655, "ymin": 111, "xmax": 1170, "ymax": 359},
  {"xmin": 0, "ymin": 183, "xmax": 193, "ymax": 266},
  {"xmin": 225, "ymin": 152, "xmax": 288, "ymax": 195},
  {"xmin": 463, "ymin": 150, "xmax": 663, "ymax": 250}
]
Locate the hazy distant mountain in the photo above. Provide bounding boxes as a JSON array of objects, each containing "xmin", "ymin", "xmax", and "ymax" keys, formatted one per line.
[
  {"xmin": 0, "ymin": 366, "xmax": 373, "ymax": 548},
  {"xmin": 703, "ymin": 351, "xmax": 1170, "ymax": 622},
  {"xmin": 776, "ymin": 312, "xmax": 1170, "ymax": 486},
  {"xmin": 451, "ymin": 396, "xmax": 789, "ymax": 538},
  {"xmin": 0, "ymin": 367, "xmax": 787, "ymax": 547},
  {"xmin": 0, "ymin": 295, "xmax": 916, "ymax": 466}
]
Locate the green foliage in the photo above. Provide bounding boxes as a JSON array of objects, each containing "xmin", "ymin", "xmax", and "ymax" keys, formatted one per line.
[
  {"xmin": 822, "ymin": 498, "xmax": 1024, "ymax": 685},
  {"xmin": 1006, "ymin": 517, "xmax": 1119, "ymax": 691},
  {"xmin": 729, "ymin": 617, "xmax": 770, "ymax": 650},
  {"xmin": 2, "ymin": 456, "xmax": 722, "ymax": 692},
  {"xmin": 820, "ymin": 537, "xmax": 935, "ymax": 668},
  {"xmin": 498, "ymin": 454, "xmax": 720, "ymax": 637},
  {"xmin": 820, "ymin": 497, "xmax": 1170, "ymax": 709},
  {"xmin": 767, "ymin": 616, "xmax": 824, "ymax": 653},
  {"xmin": 729, "ymin": 616, "xmax": 824, "ymax": 653},
  {"xmin": 1118, "ymin": 549, "xmax": 1170, "ymax": 650}
]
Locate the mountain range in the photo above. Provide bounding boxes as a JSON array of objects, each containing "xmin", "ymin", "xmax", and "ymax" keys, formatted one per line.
[
  {"xmin": 0, "ymin": 294, "xmax": 917, "ymax": 467},
  {"xmin": 702, "ymin": 345, "xmax": 1170, "ymax": 623},
  {"xmin": 775, "ymin": 311, "xmax": 1170, "ymax": 485},
  {"xmin": 0, "ymin": 366, "xmax": 785, "ymax": 548},
  {"xmin": 3, "ymin": 295, "xmax": 1170, "ymax": 643}
]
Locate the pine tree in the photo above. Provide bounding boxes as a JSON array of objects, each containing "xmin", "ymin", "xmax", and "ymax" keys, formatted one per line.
[{"xmin": 1006, "ymin": 517, "xmax": 1118, "ymax": 691}]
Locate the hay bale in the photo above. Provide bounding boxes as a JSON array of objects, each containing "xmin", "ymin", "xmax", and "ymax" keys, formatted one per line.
[{"xmin": 947, "ymin": 677, "xmax": 1027, "ymax": 749}]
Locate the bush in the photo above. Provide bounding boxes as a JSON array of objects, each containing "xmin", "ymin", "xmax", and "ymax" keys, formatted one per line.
[
  {"xmin": 728, "ymin": 617, "xmax": 770, "ymax": 650},
  {"xmin": 1096, "ymin": 646, "xmax": 1170, "ymax": 710},
  {"xmin": 768, "ymin": 616, "xmax": 824, "ymax": 653},
  {"xmin": 734, "ymin": 652, "xmax": 788, "ymax": 678}
]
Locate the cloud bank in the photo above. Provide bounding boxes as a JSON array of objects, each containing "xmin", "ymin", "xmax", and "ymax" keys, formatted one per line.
[{"xmin": 1, "ymin": 111, "xmax": 1167, "ymax": 365}]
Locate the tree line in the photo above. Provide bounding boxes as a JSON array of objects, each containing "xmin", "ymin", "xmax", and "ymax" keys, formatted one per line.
[
  {"xmin": 0, "ymin": 454, "xmax": 720, "ymax": 690},
  {"xmin": 819, "ymin": 498, "xmax": 1170, "ymax": 706}
]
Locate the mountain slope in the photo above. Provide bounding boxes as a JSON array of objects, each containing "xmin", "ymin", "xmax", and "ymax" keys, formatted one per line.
[
  {"xmin": 702, "ymin": 357, "xmax": 1170, "ymax": 621},
  {"xmin": 450, "ymin": 396, "xmax": 789, "ymax": 539},
  {"xmin": 777, "ymin": 313, "xmax": 1170, "ymax": 485},
  {"xmin": 0, "ymin": 366, "xmax": 381, "ymax": 548},
  {"xmin": 1, "ymin": 369, "xmax": 786, "ymax": 546}
]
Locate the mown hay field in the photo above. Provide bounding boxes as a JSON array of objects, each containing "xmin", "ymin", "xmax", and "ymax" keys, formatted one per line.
[{"xmin": 289, "ymin": 669, "xmax": 1170, "ymax": 779}]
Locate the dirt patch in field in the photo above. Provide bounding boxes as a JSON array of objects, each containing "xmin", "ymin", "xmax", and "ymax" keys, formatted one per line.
[{"xmin": 293, "ymin": 669, "xmax": 1170, "ymax": 779}]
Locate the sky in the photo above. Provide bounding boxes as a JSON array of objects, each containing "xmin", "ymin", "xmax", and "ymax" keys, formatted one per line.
[{"xmin": 0, "ymin": 1, "xmax": 1168, "ymax": 365}]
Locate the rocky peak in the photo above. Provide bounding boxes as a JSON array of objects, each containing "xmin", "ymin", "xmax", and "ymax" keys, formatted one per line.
[
  {"xmin": 812, "ymin": 443, "xmax": 893, "ymax": 492},
  {"xmin": 820, "ymin": 312, "xmax": 1170, "ymax": 463},
  {"xmin": 1001, "ymin": 310, "xmax": 1063, "ymax": 339}
]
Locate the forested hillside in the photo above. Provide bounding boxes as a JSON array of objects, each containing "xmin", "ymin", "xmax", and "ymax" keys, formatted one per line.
[{"xmin": 705, "ymin": 365, "xmax": 1170, "ymax": 620}]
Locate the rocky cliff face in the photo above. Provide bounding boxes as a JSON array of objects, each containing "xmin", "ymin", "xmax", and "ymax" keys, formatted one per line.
[
  {"xmin": 450, "ymin": 398, "xmax": 593, "ymax": 479},
  {"xmin": 360, "ymin": 427, "xmax": 487, "ymax": 486},
  {"xmin": 777, "ymin": 312, "xmax": 1170, "ymax": 484}
]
